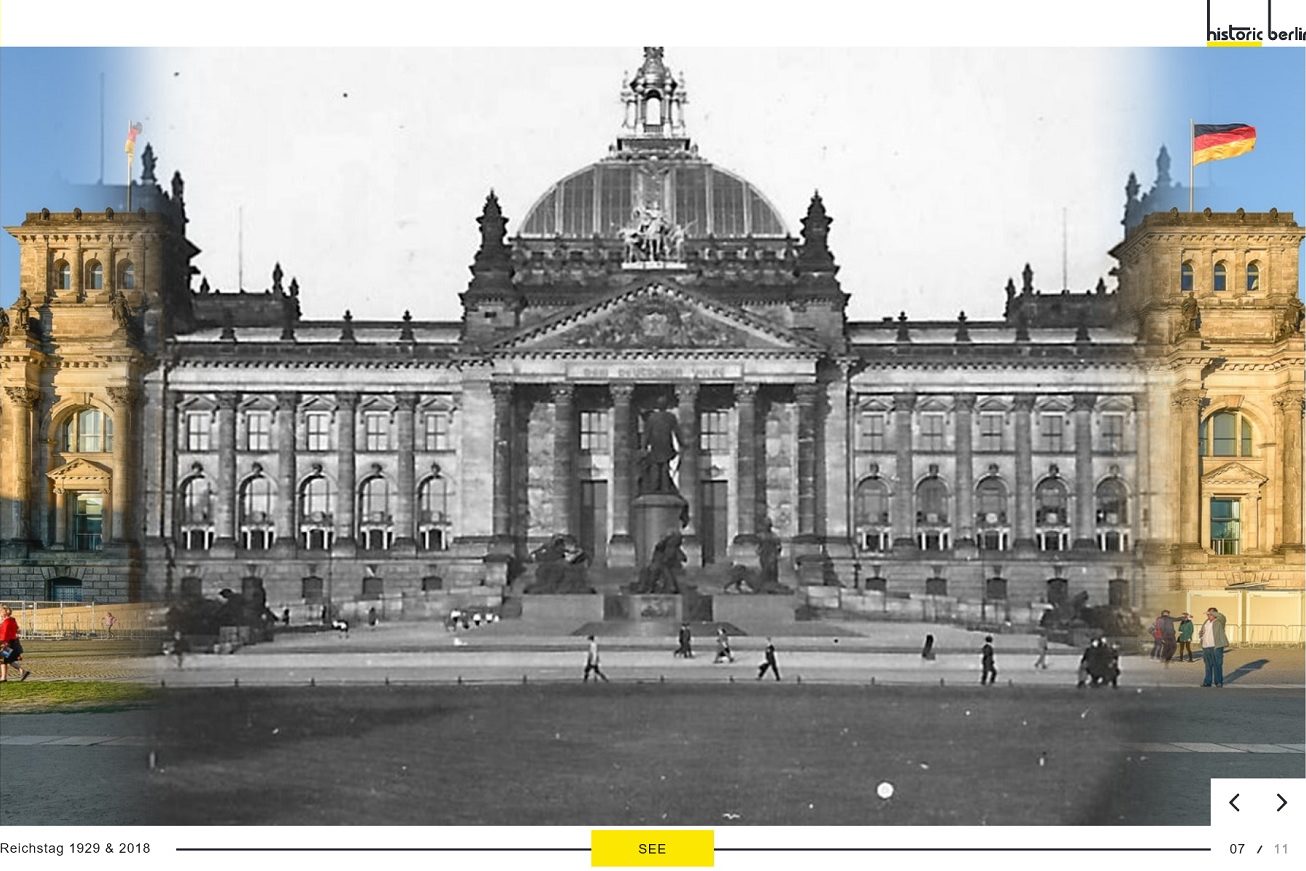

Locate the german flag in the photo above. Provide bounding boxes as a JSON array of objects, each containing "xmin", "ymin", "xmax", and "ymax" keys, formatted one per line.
[{"xmin": 1193, "ymin": 123, "xmax": 1256, "ymax": 166}]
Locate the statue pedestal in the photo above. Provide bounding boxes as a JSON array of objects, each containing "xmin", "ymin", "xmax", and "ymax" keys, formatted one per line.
[{"xmin": 631, "ymin": 493, "xmax": 688, "ymax": 573}]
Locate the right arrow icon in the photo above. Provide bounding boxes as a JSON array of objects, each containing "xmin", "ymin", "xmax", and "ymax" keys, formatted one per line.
[
  {"xmin": 1276, "ymin": 794, "xmax": 1287, "ymax": 812},
  {"xmin": 1230, "ymin": 794, "xmax": 1241, "ymax": 812}
]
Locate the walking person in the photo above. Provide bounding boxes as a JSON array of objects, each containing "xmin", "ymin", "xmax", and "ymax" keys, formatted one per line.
[
  {"xmin": 1033, "ymin": 634, "xmax": 1049, "ymax": 670},
  {"xmin": 674, "ymin": 622, "xmax": 694, "ymax": 659},
  {"xmin": 1200, "ymin": 607, "xmax": 1229, "ymax": 688},
  {"xmin": 921, "ymin": 633, "xmax": 936, "ymax": 662},
  {"xmin": 1159, "ymin": 610, "xmax": 1177, "ymax": 664},
  {"xmin": 103, "ymin": 611, "xmax": 117, "ymax": 638},
  {"xmin": 583, "ymin": 635, "xmax": 609, "ymax": 683},
  {"xmin": 1149, "ymin": 614, "xmax": 1164, "ymax": 659},
  {"xmin": 0, "ymin": 605, "xmax": 32, "ymax": 682},
  {"xmin": 757, "ymin": 637, "xmax": 780, "ymax": 681},
  {"xmin": 1177, "ymin": 612, "xmax": 1195, "ymax": 662},
  {"xmin": 713, "ymin": 626, "xmax": 735, "ymax": 663},
  {"xmin": 980, "ymin": 635, "xmax": 997, "ymax": 685}
]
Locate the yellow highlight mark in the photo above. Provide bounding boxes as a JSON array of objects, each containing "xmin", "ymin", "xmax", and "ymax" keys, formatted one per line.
[
  {"xmin": 591, "ymin": 830, "xmax": 715, "ymax": 867},
  {"xmin": 1206, "ymin": 41, "xmax": 1263, "ymax": 47}
]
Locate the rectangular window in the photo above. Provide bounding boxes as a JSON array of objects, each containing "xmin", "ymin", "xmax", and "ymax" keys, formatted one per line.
[
  {"xmin": 305, "ymin": 412, "xmax": 331, "ymax": 451},
  {"xmin": 700, "ymin": 411, "xmax": 730, "ymax": 453},
  {"xmin": 1101, "ymin": 414, "xmax": 1124, "ymax": 453},
  {"xmin": 1210, "ymin": 498, "xmax": 1240, "ymax": 555},
  {"xmin": 1040, "ymin": 414, "xmax": 1065, "ymax": 452},
  {"xmin": 1212, "ymin": 413, "xmax": 1237, "ymax": 456},
  {"xmin": 858, "ymin": 412, "xmax": 887, "ymax": 452},
  {"xmin": 245, "ymin": 412, "xmax": 271, "ymax": 452},
  {"xmin": 363, "ymin": 412, "xmax": 389, "ymax": 451},
  {"xmin": 978, "ymin": 413, "xmax": 1003, "ymax": 451},
  {"xmin": 423, "ymin": 412, "xmax": 451, "ymax": 451},
  {"xmin": 579, "ymin": 410, "xmax": 610, "ymax": 452},
  {"xmin": 920, "ymin": 413, "xmax": 945, "ymax": 452},
  {"xmin": 185, "ymin": 413, "xmax": 211, "ymax": 451}
]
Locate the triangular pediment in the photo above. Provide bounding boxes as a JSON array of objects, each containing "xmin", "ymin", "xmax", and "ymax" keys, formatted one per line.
[
  {"xmin": 492, "ymin": 284, "xmax": 822, "ymax": 353},
  {"xmin": 1202, "ymin": 461, "xmax": 1268, "ymax": 487},
  {"xmin": 47, "ymin": 458, "xmax": 112, "ymax": 490}
]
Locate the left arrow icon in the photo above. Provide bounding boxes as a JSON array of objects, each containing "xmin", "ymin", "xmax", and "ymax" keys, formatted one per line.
[{"xmin": 1229, "ymin": 794, "xmax": 1240, "ymax": 812}]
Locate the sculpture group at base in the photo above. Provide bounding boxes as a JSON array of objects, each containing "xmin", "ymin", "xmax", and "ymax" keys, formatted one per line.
[
  {"xmin": 629, "ymin": 530, "xmax": 686, "ymax": 594},
  {"xmin": 524, "ymin": 534, "xmax": 594, "ymax": 594},
  {"xmin": 723, "ymin": 518, "xmax": 793, "ymax": 595}
]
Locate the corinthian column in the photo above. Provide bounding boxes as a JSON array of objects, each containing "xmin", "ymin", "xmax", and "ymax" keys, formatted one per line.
[
  {"xmin": 3, "ymin": 386, "xmax": 38, "ymax": 545},
  {"xmin": 1072, "ymin": 393, "xmax": 1097, "ymax": 549},
  {"xmin": 1274, "ymin": 391, "xmax": 1304, "ymax": 551},
  {"xmin": 214, "ymin": 391, "xmax": 240, "ymax": 552},
  {"xmin": 796, "ymin": 383, "xmax": 820, "ymax": 540},
  {"xmin": 733, "ymin": 383, "xmax": 759, "ymax": 543},
  {"xmin": 491, "ymin": 382, "xmax": 514, "ymax": 542},
  {"xmin": 333, "ymin": 392, "xmax": 359, "ymax": 555},
  {"xmin": 394, "ymin": 392, "xmax": 418, "ymax": 553},
  {"xmin": 274, "ymin": 391, "xmax": 298, "ymax": 555},
  {"xmin": 1013, "ymin": 394, "xmax": 1036, "ymax": 549},
  {"xmin": 552, "ymin": 384, "xmax": 575, "ymax": 535},
  {"xmin": 892, "ymin": 392, "xmax": 916, "ymax": 548},
  {"xmin": 1172, "ymin": 390, "xmax": 1203, "ymax": 550},
  {"xmin": 954, "ymin": 393, "xmax": 976, "ymax": 545},
  {"xmin": 676, "ymin": 382, "xmax": 700, "ymax": 537},
  {"xmin": 105, "ymin": 385, "xmax": 137, "ymax": 545},
  {"xmin": 610, "ymin": 384, "xmax": 635, "ymax": 544}
]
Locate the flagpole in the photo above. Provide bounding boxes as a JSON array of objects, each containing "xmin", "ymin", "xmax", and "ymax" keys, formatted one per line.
[{"xmin": 1189, "ymin": 118, "xmax": 1194, "ymax": 212}]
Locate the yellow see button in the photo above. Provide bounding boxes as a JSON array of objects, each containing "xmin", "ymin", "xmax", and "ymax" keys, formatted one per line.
[{"xmin": 591, "ymin": 829, "xmax": 714, "ymax": 867}]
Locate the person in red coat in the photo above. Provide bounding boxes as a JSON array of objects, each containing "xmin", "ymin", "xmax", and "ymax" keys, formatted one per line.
[{"xmin": 0, "ymin": 605, "xmax": 33, "ymax": 681}]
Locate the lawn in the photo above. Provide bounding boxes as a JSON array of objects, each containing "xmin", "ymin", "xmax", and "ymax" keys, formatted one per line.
[
  {"xmin": 145, "ymin": 684, "xmax": 1132, "ymax": 825},
  {"xmin": 0, "ymin": 680, "xmax": 156, "ymax": 713}
]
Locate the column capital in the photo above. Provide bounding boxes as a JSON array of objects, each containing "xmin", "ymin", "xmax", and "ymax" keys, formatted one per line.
[
  {"xmin": 3, "ymin": 385, "xmax": 39, "ymax": 408},
  {"xmin": 1012, "ymin": 394, "xmax": 1037, "ymax": 411},
  {"xmin": 1071, "ymin": 393, "xmax": 1098, "ymax": 412},
  {"xmin": 795, "ymin": 382, "xmax": 821, "ymax": 405},
  {"xmin": 610, "ymin": 383, "xmax": 636, "ymax": 401},
  {"xmin": 490, "ymin": 381, "xmax": 515, "ymax": 401},
  {"xmin": 953, "ymin": 393, "xmax": 976, "ymax": 412},
  {"xmin": 216, "ymin": 391, "xmax": 241, "ymax": 411},
  {"xmin": 734, "ymin": 382, "xmax": 759, "ymax": 401},
  {"xmin": 276, "ymin": 391, "xmax": 300, "ymax": 412},
  {"xmin": 1273, "ymin": 391, "xmax": 1305, "ymax": 416},
  {"xmin": 335, "ymin": 391, "xmax": 360, "ymax": 410},
  {"xmin": 1171, "ymin": 389, "xmax": 1203, "ymax": 410},
  {"xmin": 675, "ymin": 381, "xmax": 700, "ymax": 404},
  {"xmin": 105, "ymin": 385, "xmax": 137, "ymax": 407},
  {"xmin": 396, "ymin": 392, "xmax": 419, "ymax": 411},
  {"xmin": 892, "ymin": 391, "xmax": 916, "ymax": 412},
  {"xmin": 550, "ymin": 383, "xmax": 574, "ymax": 403}
]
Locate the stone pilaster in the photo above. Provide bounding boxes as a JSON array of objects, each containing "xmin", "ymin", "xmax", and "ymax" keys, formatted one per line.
[
  {"xmin": 953, "ymin": 393, "xmax": 976, "ymax": 545},
  {"xmin": 795, "ymin": 383, "xmax": 820, "ymax": 540},
  {"xmin": 733, "ymin": 383, "xmax": 759, "ymax": 544},
  {"xmin": 552, "ymin": 384, "xmax": 575, "ymax": 535},
  {"xmin": 3, "ymin": 386, "xmax": 38, "ymax": 546},
  {"xmin": 1172, "ymin": 389, "xmax": 1203, "ymax": 551},
  {"xmin": 213, "ymin": 391, "xmax": 240, "ymax": 554},
  {"xmin": 1013, "ymin": 394, "xmax": 1035, "ymax": 549},
  {"xmin": 676, "ymin": 382, "xmax": 700, "ymax": 538},
  {"xmin": 608, "ymin": 383, "xmax": 635, "ymax": 565},
  {"xmin": 393, "ymin": 392, "xmax": 418, "ymax": 553},
  {"xmin": 332, "ymin": 391, "xmax": 359, "ymax": 556},
  {"xmin": 1274, "ymin": 391, "xmax": 1304, "ymax": 551},
  {"xmin": 105, "ymin": 385, "xmax": 136, "ymax": 545},
  {"xmin": 491, "ymin": 382, "xmax": 514, "ymax": 542},
  {"xmin": 1072, "ymin": 393, "xmax": 1097, "ymax": 550},
  {"xmin": 273, "ymin": 391, "xmax": 298, "ymax": 555},
  {"xmin": 892, "ymin": 392, "xmax": 916, "ymax": 548}
]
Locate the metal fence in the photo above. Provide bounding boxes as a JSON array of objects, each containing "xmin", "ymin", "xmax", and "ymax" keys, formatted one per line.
[
  {"xmin": 2, "ymin": 601, "xmax": 165, "ymax": 639},
  {"xmin": 1226, "ymin": 624, "xmax": 1306, "ymax": 647}
]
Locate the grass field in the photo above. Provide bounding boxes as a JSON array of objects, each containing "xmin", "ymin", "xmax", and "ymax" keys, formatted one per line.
[
  {"xmin": 145, "ymin": 683, "xmax": 1135, "ymax": 825},
  {"xmin": 0, "ymin": 680, "xmax": 155, "ymax": 713}
]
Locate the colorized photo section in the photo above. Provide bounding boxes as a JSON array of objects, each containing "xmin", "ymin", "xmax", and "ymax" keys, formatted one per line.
[{"xmin": 1, "ymin": 46, "xmax": 1301, "ymax": 828}]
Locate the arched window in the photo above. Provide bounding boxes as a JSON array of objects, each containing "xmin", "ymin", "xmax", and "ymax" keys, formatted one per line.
[
  {"xmin": 1035, "ymin": 477, "xmax": 1069, "ymax": 551},
  {"xmin": 239, "ymin": 476, "xmax": 276, "ymax": 550},
  {"xmin": 1246, "ymin": 261, "xmax": 1260, "ymax": 291},
  {"xmin": 118, "ymin": 261, "xmax": 135, "ymax": 290},
  {"xmin": 61, "ymin": 408, "xmax": 114, "ymax": 453},
  {"xmin": 915, "ymin": 476, "xmax": 949, "ymax": 550},
  {"xmin": 1213, "ymin": 261, "xmax": 1227, "ymax": 292},
  {"xmin": 645, "ymin": 94, "xmax": 662, "ymax": 126},
  {"xmin": 976, "ymin": 477, "xmax": 1008, "ymax": 525},
  {"xmin": 855, "ymin": 477, "xmax": 891, "ymax": 552},
  {"xmin": 1199, "ymin": 410, "xmax": 1254, "ymax": 457},
  {"xmin": 179, "ymin": 477, "xmax": 214, "ymax": 550},
  {"xmin": 1095, "ymin": 477, "xmax": 1130, "ymax": 552},
  {"xmin": 299, "ymin": 474, "xmax": 334, "ymax": 550},
  {"xmin": 54, "ymin": 260, "xmax": 71, "ymax": 290},
  {"xmin": 418, "ymin": 474, "xmax": 451, "ymax": 551},
  {"xmin": 86, "ymin": 260, "xmax": 104, "ymax": 290},
  {"xmin": 1180, "ymin": 261, "xmax": 1194, "ymax": 292},
  {"xmin": 359, "ymin": 476, "xmax": 393, "ymax": 551}
]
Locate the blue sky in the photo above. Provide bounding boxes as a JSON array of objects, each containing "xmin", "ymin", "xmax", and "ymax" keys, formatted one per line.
[{"xmin": 0, "ymin": 48, "xmax": 142, "ymax": 306}]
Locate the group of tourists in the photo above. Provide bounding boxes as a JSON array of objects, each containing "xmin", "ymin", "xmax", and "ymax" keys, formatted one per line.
[{"xmin": 1149, "ymin": 606, "xmax": 1229, "ymax": 686}]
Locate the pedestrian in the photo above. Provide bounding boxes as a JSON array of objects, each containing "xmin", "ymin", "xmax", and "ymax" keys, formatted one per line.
[
  {"xmin": 583, "ymin": 635, "xmax": 608, "ymax": 682},
  {"xmin": 0, "ymin": 605, "xmax": 32, "ymax": 682},
  {"xmin": 674, "ymin": 622, "xmax": 694, "ymax": 658},
  {"xmin": 167, "ymin": 629, "xmax": 188, "ymax": 670},
  {"xmin": 757, "ymin": 637, "xmax": 780, "ymax": 681},
  {"xmin": 1149, "ymin": 613, "xmax": 1164, "ymax": 659},
  {"xmin": 103, "ymin": 611, "xmax": 117, "ymax": 638},
  {"xmin": 921, "ymin": 633, "xmax": 936, "ymax": 662},
  {"xmin": 1033, "ymin": 634, "xmax": 1049, "ymax": 670},
  {"xmin": 1159, "ymin": 610, "xmax": 1177, "ymax": 663},
  {"xmin": 1106, "ymin": 643, "xmax": 1121, "ymax": 688},
  {"xmin": 713, "ymin": 626, "xmax": 734, "ymax": 663},
  {"xmin": 1076, "ymin": 641, "xmax": 1093, "ymax": 688},
  {"xmin": 1200, "ymin": 606, "xmax": 1229, "ymax": 688},
  {"xmin": 282, "ymin": 607, "xmax": 291, "ymax": 626},
  {"xmin": 1177, "ymin": 612, "xmax": 1195, "ymax": 662},
  {"xmin": 980, "ymin": 635, "xmax": 997, "ymax": 685}
]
